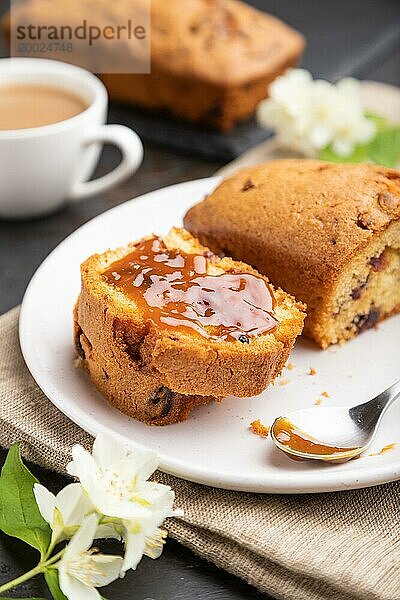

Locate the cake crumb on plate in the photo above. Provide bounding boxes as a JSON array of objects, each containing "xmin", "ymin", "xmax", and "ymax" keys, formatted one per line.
[{"xmin": 250, "ymin": 419, "xmax": 270, "ymax": 438}]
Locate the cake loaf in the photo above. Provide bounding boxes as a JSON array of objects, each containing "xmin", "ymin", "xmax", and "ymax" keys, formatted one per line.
[
  {"xmin": 102, "ymin": 0, "xmax": 305, "ymax": 130},
  {"xmin": 75, "ymin": 227, "xmax": 305, "ymax": 425},
  {"xmin": 4, "ymin": 0, "xmax": 305, "ymax": 131},
  {"xmin": 184, "ymin": 160, "xmax": 400, "ymax": 348}
]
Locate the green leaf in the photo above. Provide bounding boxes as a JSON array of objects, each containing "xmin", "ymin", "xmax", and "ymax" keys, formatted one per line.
[
  {"xmin": 0, "ymin": 444, "xmax": 51, "ymax": 556},
  {"xmin": 319, "ymin": 111, "xmax": 400, "ymax": 168},
  {"xmin": 368, "ymin": 127, "xmax": 400, "ymax": 168},
  {"xmin": 319, "ymin": 142, "xmax": 369, "ymax": 164},
  {"xmin": 364, "ymin": 111, "xmax": 390, "ymax": 132},
  {"xmin": 45, "ymin": 571, "xmax": 68, "ymax": 600}
]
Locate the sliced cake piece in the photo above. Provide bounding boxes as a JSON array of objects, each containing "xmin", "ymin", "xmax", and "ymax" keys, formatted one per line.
[
  {"xmin": 74, "ymin": 228, "xmax": 305, "ymax": 425},
  {"xmin": 184, "ymin": 159, "xmax": 400, "ymax": 348},
  {"xmin": 74, "ymin": 312, "xmax": 215, "ymax": 426}
]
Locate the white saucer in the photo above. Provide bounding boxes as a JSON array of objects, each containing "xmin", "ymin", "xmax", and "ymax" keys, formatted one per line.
[{"xmin": 20, "ymin": 177, "xmax": 400, "ymax": 493}]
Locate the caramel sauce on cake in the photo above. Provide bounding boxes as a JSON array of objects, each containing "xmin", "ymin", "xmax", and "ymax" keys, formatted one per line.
[
  {"xmin": 103, "ymin": 237, "xmax": 278, "ymax": 342},
  {"xmin": 274, "ymin": 418, "xmax": 357, "ymax": 456}
]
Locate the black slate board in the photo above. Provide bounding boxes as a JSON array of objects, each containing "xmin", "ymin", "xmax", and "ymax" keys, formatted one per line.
[{"xmin": 108, "ymin": 104, "xmax": 272, "ymax": 162}]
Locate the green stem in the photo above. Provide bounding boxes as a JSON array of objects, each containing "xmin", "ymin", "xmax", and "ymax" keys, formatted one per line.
[
  {"xmin": 0, "ymin": 548, "xmax": 65, "ymax": 595},
  {"xmin": 0, "ymin": 562, "xmax": 44, "ymax": 594},
  {"xmin": 46, "ymin": 548, "xmax": 65, "ymax": 565},
  {"xmin": 44, "ymin": 537, "xmax": 57, "ymax": 561}
]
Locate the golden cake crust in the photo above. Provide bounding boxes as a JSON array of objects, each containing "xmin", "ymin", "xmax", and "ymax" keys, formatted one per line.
[
  {"xmin": 74, "ymin": 228, "xmax": 305, "ymax": 424},
  {"xmin": 184, "ymin": 159, "xmax": 400, "ymax": 347},
  {"xmin": 144, "ymin": 0, "xmax": 304, "ymax": 87},
  {"xmin": 74, "ymin": 304, "xmax": 216, "ymax": 426}
]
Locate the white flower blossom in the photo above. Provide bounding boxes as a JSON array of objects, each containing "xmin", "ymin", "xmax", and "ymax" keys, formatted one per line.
[
  {"xmin": 257, "ymin": 69, "xmax": 376, "ymax": 157},
  {"xmin": 34, "ymin": 483, "xmax": 92, "ymax": 546},
  {"xmin": 119, "ymin": 521, "xmax": 168, "ymax": 575},
  {"xmin": 33, "ymin": 483, "xmax": 117, "ymax": 546},
  {"xmin": 67, "ymin": 434, "xmax": 182, "ymax": 575},
  {"xmin": 58, "ymin": 514, "xmax": 122, "ymax": 600}
]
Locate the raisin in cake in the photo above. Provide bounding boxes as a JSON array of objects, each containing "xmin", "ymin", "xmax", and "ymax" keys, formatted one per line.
[
  {"xmin": 184, "ymin": 160, "xmax": 400, "ymax": 348},
  {"xmin": 74, "ymin": 228, "xmax": 305, "ymax": 425}
]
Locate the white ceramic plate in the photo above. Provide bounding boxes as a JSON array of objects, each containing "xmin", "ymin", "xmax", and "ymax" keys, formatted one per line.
[{"xmin": 20, "ymin": 177, "xmax": 400, "ymax": 493}]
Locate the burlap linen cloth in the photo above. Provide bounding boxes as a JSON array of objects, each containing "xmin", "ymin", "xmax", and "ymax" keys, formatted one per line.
[{"xmin": 1, "ymin": 307, "xmax": 399, "ymax": 600}]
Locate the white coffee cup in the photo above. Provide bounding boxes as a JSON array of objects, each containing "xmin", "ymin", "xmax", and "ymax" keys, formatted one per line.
[{"xmin": 0, "ymin": 58, "xmax": 144, "ymax": 219}]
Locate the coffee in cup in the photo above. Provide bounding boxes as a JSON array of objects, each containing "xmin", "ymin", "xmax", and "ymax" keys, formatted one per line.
[
  {"xmin": 0, "ymin": 84, "xmax": 89, "ymax": 130},
  {"xmin": 0, "ymin": 58, "xmax": 143, "ymax": 219}
]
